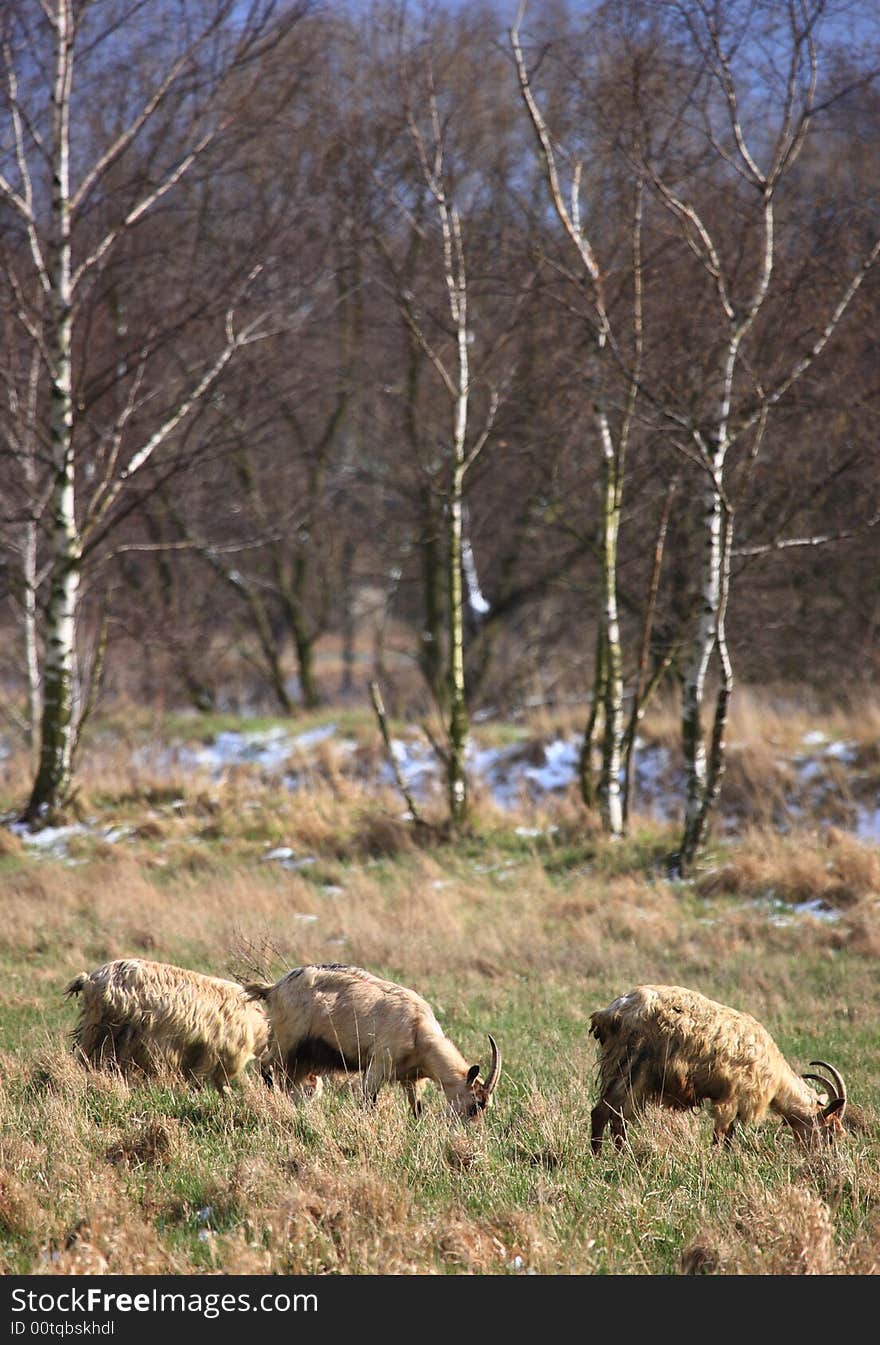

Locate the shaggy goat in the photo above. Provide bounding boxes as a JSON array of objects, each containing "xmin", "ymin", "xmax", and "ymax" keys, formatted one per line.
[
  {"xmin": 65, "ymin": 958, "xmax": 275, "ymax": 1091},
  {"xmin": 244, "ymin": 963, "xmax": 501, "ymax": 1121},
  {"xmin": 589, "ymin": 984, "xmax": 847, "ymax": 1151}
]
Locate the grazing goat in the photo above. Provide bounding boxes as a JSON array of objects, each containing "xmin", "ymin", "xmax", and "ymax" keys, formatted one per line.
[
  {"xmin": 244, "ymin": 963, "xmax": 501, "ymax": 1122},
  {"xmin": 589, "ymin": 984, "xmax": 847, "ymax": 1152},
  {"xmin": 65, "ymin": 958, "xmax": 275, "ymax": 1092}
]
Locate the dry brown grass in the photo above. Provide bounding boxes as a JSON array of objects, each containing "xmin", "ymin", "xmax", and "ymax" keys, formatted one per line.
[
  {"xmin": 2, "ymin": 696, "xmax": 880, "ymax": 1275},
  {"xmin": 697, "ymin": 824, "xmax": 880, "ymax": 909},
  {"xmin": 682, "ymin": 1182, "xmax": 839, "ymax": 1274}
]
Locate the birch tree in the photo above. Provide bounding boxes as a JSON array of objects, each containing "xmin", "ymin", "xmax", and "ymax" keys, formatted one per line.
[
  {"xmin": 367, "ymin": 8, "xmax": 533, "ymax": 830},
  {"xmin": 400, "ymin": 78, "xmax": 499, "ymax": 830},
  {"xmin": 636, "ymin": 0, "xmax": 880, "ymax": 869},
  {"xmin": 0, "ymin": 0, "xmax": 306, "ymax": 822},
  {"xmin": 511, "ymin": 0, "xmax": 646, "ymax": 838}
]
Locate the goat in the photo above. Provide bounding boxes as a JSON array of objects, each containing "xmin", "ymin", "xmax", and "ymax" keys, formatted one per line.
[
  {"xmin": 589, "ymin": 984, "xmax": 847, "ymax": 1151},
  {"xmin": 65, "ymin": 957, "xmax": 276, "ymax": 1092},
  {"xmin": 244, "ymin": 963, "xmax": 501, "ymax": 1122}
]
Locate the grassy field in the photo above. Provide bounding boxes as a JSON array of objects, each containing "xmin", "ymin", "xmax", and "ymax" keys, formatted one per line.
[{"xmin": 0, "ymin": 701, "xmax": 878, "ymax": 1276}]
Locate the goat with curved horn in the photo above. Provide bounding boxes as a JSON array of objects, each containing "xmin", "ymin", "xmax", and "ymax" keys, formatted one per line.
[
  {"xmin": 245, "ymin": 964, "xmax": 502, "ymax": 1123},
  {"xmin": 802, "ymin": 1060, "xmax": 847, "ymax": 1119},
  {"xmin": 589, "ymin": 985, "xmax": 851, "ymax": 1152}
]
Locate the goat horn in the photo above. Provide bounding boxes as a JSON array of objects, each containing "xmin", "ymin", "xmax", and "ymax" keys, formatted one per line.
[
  {"xmin": 484, "ymin": 1034, "xmax": 501, "ymax": 1095},
  {"xmin": 810, "ymin": 1059, "xmax": 847, "ymax": 1116},
  {"xmin": 802, "ymin": 1072, "xmax": 832, "ymax": 1099}
]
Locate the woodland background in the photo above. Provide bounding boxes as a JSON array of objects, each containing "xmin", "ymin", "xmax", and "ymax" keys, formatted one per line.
[{"xmin": 0, "ymin": 0, "xmax": 878, "ymax": 843}]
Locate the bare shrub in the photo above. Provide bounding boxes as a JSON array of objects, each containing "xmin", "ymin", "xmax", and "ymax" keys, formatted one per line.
[{"xmin": 351, "ymin": 811, "xmax": 420, "ymax": 859}]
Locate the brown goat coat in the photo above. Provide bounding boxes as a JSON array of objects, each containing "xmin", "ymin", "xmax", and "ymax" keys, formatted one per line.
[
  {"xmin": 589, "ymin": 984, "xmax": 844, "ymax": 1149},
  {"xmin": 245, "ymin": 964, "xmax": 498, "ymax": 1119},
  {"xmin": 66, "ymin": 958, "xmax": 273, "ymax": 1091}
]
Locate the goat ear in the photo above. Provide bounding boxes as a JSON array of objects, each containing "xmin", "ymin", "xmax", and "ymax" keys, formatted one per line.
[
  {"xmin": 466, "ymin": 1064, "xmax": 480, "ymax": 1087},
  {"xmin": 822, "ymin": 1097, "xmax": 846, "ymax": 1121}
]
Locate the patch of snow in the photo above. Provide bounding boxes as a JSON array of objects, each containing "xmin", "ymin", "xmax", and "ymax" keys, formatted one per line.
[
  {"xmin": 263, "ymin": 849, "xmax": 317, "ymax": 871},
  {"xmin": 823, "ymin": 740, "xmax": 857, "ymax": 762},
  {"xmin": 290, "ymin": 723, "xmax": 338, "ymax": 751},
  {"xmin": 102, "ymin": 826, "xmax": 131, "ymax": 844},
  {"xmin": 634, "ymin": 743, "xmax": 670, "ymax": 790},
  {"xmin": 763, "ymin": 896, "xmax": 841, "ymax": 926},
  {"xmin": 797, "ymin": 898, "xmax": 841, "ymax": 922},
  {"xmin": 631, "ymin": 744, "xmax": 680, "ymax": 820},
  {"xmin": 115, "ymin": 720, "xmax": 868, "ymax": 835},
  {"xmin": 468, "ymin": 742, "xmax": 525, "ymax": 806},
  {"xmin": 15, "ymin": 823, "xmax": 87, "ymax": 853},
  {"xmin": 523, "ymin": 737, "xmax": 579, "ymax": 793},
  {"xmin": 375, "ymin": 738, "xmax": 440, "ymax": 801},
  {"xmin": 855, "ymin": 805, "xmax": 880, "ymax": 844},
  {"xmin": 194, "ymin": 726, "xmax": 293, "ymax": 772}
]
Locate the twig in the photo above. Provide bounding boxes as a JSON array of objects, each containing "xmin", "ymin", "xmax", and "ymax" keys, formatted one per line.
[{"xmin": 369, "ymin": 681, "xmax": 425, "ymax": 827}]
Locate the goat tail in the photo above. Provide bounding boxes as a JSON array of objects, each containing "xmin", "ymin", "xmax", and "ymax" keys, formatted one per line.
[
  {"xmin": 243, "ymin": 981, "xmax": 273, "ymax": 1002},
  {"xmin": 64, "ymin": 973, "xmax": 89, "ymax": 999}
]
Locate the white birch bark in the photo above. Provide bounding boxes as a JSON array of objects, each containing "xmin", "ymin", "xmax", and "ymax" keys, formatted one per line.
[
  {"xmin": 680, "ymin": 449, "xmax": 725, "ymax": 862},
  {"xmin": 23, "ymin": 507, "xmax": 41, "ymax": 766},
  {"xmin": 461, "ymin": 514, "xmax": 490, "ymax": 622},
  {"xmin": 439, "ymin": 197, "xmax": 471, "ymax": 828},
  {"xmin": 0, "ymin": 0, "xmax": 282, "ymax": 820},
  {"xmin": 597, "ymin": 411, "xmax": 624, "ymax": 837},
  {"xmin": 511, "ymin": 3, "xmax": 630, "ymax": 837},
  {"xmin": 401, "ymin": 79, "xmax": 500, "ymax": 832},
  {"xmin": 27, "ymin": 0, "xmax": 78, "ymax": 819}
]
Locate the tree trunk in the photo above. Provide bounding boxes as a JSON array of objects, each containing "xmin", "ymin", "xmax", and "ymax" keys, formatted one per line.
[
  {"xmin": 23, "ymin": 512, "xmax": 41, "ymax": 769},
  {"xmin": 419, "ymin": 486, "xmax": 446, "ymax": 710},
  {"xmin": 447, "ymin": 459, "xmax": 469, "ymax": 830},
  {"xmin": 25, "ymin": 509, "xmax": 80, "ymax": 821},
  {"xmin": 597, "ymin": 415, "xmax": 624, "ymax": 837},
  {"xmin": 339, "ymin": 538, "xmax": 356, "ymax": 697},
  {"xmin": 580, "ymin": 625, "xmax": 606, "ymax": 809},
  {"xmin": 680, "ymin": 453, "xmax": 725, "ymax": 869},
  {"xmin": 681, "ymin": 508, "xmax": 734, "ymax": 867},
  {"xmin": 622, "ymin": 478, "xmax": 675, "ymax": 824},
  {"xmin": 292, "ymin": 622, "xmax": 320, "ymax": 710},
  {"xmin": 25, "ymin": 4, "xmax": 77, "ymax": 821},
  {"xmin": 277, "ymin": 553, "xmax": 320, "ymax": 710},
  {"xmin": 224, "ymin": 572, "xmax": 293, "ymax": 715}
]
